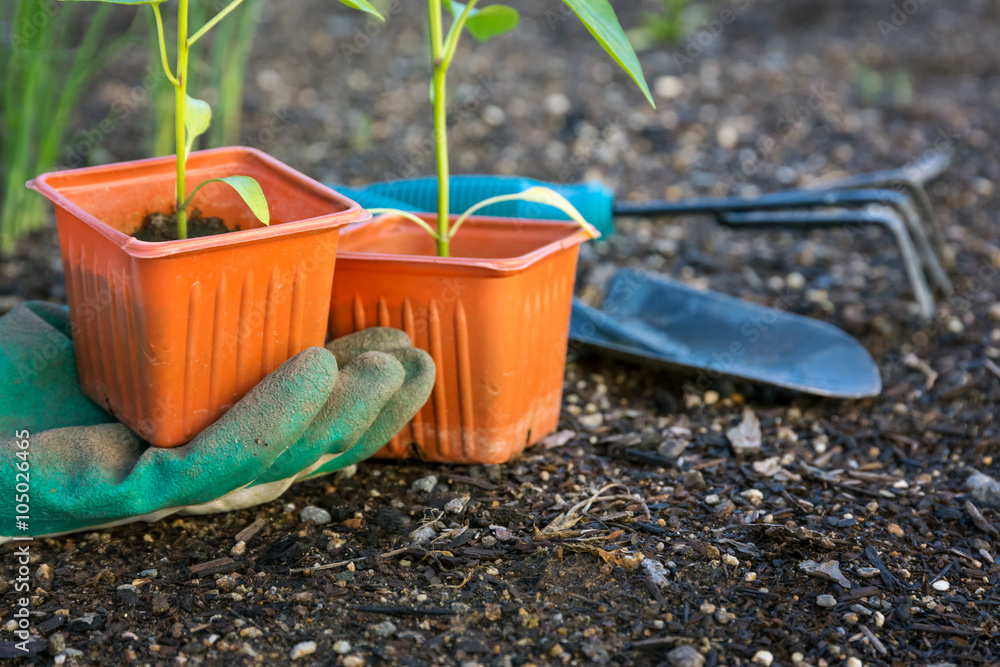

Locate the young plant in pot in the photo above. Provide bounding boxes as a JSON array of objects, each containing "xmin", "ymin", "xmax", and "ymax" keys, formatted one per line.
[
  {"xmin": 328, "ymin": 0, "xmax": 653, "ymax": 464},
  {"xmin": 28, "ymin": 0, "xmax": 383, "ymax": 447}
]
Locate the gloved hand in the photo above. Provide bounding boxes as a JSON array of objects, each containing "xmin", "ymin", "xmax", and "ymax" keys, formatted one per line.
[{"xmin": 0, "ymin": 302, "xmax": 434, "ymax": 540}]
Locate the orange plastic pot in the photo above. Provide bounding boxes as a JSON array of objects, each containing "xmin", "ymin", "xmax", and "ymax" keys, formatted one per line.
[
  {"xmin": 328, "ymin": 213, "xmax": 593, "ymax": 464},
  {"xmin": 28, "ymin": 147, "xmax": 369, "ymax": 447}
]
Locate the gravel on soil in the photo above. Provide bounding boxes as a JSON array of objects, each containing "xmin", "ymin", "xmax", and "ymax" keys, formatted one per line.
[{"xmin": 2, "ymin": 1, "xmax": 1000, "ymax": 665}]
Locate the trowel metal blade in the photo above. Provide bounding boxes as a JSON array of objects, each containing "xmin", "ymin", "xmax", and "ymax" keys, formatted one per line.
[{"xmin": 569, "ymin": 268, "xmax": 882, "ymax": 398}]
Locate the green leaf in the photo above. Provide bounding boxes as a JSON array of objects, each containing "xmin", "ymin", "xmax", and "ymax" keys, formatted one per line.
[
  {"xmin": 215, "ymin": 176, "xmax": 270, "ymax": 225},
  {"xmin": 367, "ymin": 208, "xmax": 440, "ymax": 240},
  {"xmin": 449, "ymin": 187, "xmax": 600, "ymax": 240},
  {"xmin": 337, "ymin": 0, "xmax": 383, "ymax": 19},
  {"xmin": 446, "ymin": 2, "xmax": 520, "ymax": 41},
  {"xmin": 183, "ymin": 176, "xmax": 270, "ymax": 225},
  {"xmin": 561, "ymin": 0, "xmax": 654, "ymax": 107},
  {"xmin": 183, "ymin": 94, "xmax": 212, "ymax": 158}
]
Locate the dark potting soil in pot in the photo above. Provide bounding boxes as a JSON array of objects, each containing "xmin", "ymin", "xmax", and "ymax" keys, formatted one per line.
[{"xmin": 132, "ymin": 209, "xmax": 236, "ymax": 242}]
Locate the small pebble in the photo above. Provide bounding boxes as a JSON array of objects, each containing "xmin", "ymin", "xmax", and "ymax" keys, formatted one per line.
[
  {"xmin": 856, "ymin": 567, "xmax": 880, "ymax": 579},
  {"xmin": 543, "ymin": 93, "xmax": 571, "ymax": 115},
  {"xmin": 791, "ymin": 652, "xmax": 804, "ymax": 664},
  {"xmin": 333, "ymin": 640, "xmax": 351, "ymax": 654},
  {"xmin": 714, "ymin": 608, "xmax": 731, "ymax": 624},
  {"xmin": 722, "ymin": 554, "xmax": 739, "ymax": 567},
  {"xmin": 752, "ymin": 650, "xmax": 774, "ymax": 667},
  {"xmin": 932, "ymin": 579, "xmax": 950, "ymax": 591},
  {"xmin": 744, "ymin": 572, "xmax": 757, "ymax": 582},
  {"xmin": 703, "ymin": 390, "xmax": 720, "ymax": 406},
  {"xmin": 817, "ymin": 594, "xmax": 837, "ymax": 608},
  {"xmin": 445, "ymin": 496, "xmax": 469, "ymax": 513},
  {"xmin": 482, "ymin": 105, "xmax": 505, "ymax": 126},
  {"xmin": 967, "ymin": 472, "xmax": 1000, "ymax": 507},
  {"xmin": 654, "ymin": 75, "xmax": 684, "ymax": 99},
  {"xmin": 299, "ymin": 506, "xmax": 331, "ymax": 525},
  {"xmin": 290, "ymin": 641, "xmax": 316, "ymax": 660},
  {"xmin": 47, "ymin": 632, "xmax": 65, "ymax": 656},
  {"xmin": 216, "ymin": 575, "xmax": 234, "ymax": 593},
  {"xmin": 846, "ymin": 658, "xmax": 863, "ymax": 667},
  {"xmin": 240, "ymin": 627, "xmax": 262, "ymax": 638},
  {"xmin": 666, "ymin": 644, "xmax": 704, "ymax": 667},
  {"xmin": 682, "ymin": 470, "xmax": 707, "ymax": 490},
  {"xmin": 850, "ymin": 604, "xmax": 873, "ymax": 616},
  {"xmin": 343, "ymin": 657, "xmax": 365, "ymax": 667},
  {"xmin": 371, "ymin": 621, "xmax": 397, "ymax": 638},
  {"xmin": 409, "ymin": 525, "xmax": 437, "ymax": 544},
  {"xmin": 492, "ymin": 525, "xmax": 514, "ymax": 541},
  {"xmin": 411, "ymin": 475, "xmax": 438, "ymax": 493}
]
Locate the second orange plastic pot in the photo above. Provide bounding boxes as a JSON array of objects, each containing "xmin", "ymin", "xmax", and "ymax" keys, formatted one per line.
[
  {"xmin": 28, "ymin": 147, "xmax": 369, "ymax": 447},
  {"xmin": 328, "ymin": 213, "xmax": 594, "ymax": 464}
]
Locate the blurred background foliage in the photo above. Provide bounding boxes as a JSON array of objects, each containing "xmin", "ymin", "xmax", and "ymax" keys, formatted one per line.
[{"xmin": 0, "ymin": 0, "xmax": 262, "ymax": 252}]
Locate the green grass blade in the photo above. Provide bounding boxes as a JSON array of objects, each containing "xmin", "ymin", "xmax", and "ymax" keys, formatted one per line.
[{"xmin": 1, "ymin": 0, "xmax": 131, "ymax": 250}]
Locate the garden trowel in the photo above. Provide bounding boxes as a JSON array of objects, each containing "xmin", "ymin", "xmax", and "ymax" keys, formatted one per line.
[{"xmin": 569, "ymin": 268, "xmax": 881, "ymax": 398}]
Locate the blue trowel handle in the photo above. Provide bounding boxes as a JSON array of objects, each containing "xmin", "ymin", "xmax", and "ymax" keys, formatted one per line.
[{"xmin": 332, "ymin": 176, "xmax": 616, "ymax": 237}]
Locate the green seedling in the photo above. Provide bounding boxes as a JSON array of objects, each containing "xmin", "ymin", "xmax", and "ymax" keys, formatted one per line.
[
  {"xmin": 377, "ymin": 0, "xmax": 655, "ymax": 257},
  {"xmin": 627, "ymin": 0, "xmax": 695, "ymax": 50},
  {"xmin": 146, "ymin": 0, "xmax": 264, "ymax": 157},
  {"xmin": 62, "ymin": 0, "xmax": 383, "ymax": 240}
]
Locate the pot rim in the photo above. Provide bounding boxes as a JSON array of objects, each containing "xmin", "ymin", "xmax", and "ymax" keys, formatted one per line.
[
  {"xmin": 27, "ymin": 146, "xmax": 370, "ymax": 259},
  {"xmin": 336, "ymin": 212, "xmax": 597, "ymax": 275}
]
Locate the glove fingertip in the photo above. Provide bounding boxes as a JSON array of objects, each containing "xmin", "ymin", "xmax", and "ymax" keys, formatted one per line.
[
  {"xmin": 392, "ymin": 347, "xmax": 436, "ymax": 399},
  {"xmin": 326, "ymin": 327, "xmax": 413, "ymax": 365}
]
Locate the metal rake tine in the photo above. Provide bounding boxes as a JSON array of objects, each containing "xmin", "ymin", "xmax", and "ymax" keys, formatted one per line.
[
  {"xmin": 612, "ymin": 187, "xmax": 952, "ymax": 296},
  {"xmin": 715, "ymin": 188, "xmax": 952, "ymax": 295},
  {"xmin": 804, "ymin": 147, "xmax": 951, "ymax": 190},
  {"xmin": 801, "ymin": 149, "xmax": 952, "ymax": 259},
  {"xmin": 718, "ymin": 205, "xmax": 936, "ymax": 319}
]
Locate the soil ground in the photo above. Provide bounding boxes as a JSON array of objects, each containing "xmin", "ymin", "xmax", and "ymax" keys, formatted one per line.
[
  {"xmin": 1, "ymin": 0, "xmax": 999, "ymax": 665},
  {"xmin": 133, "ymin": 210, "xmax": 232, "ymax": 243}
]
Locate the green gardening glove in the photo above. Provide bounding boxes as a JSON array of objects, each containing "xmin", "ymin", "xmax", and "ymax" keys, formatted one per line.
[{"xmin": 0, "ymin": 302, "xmax": 434, "ymax": 540}]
